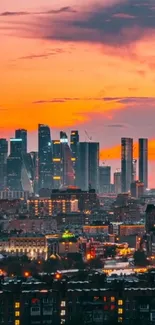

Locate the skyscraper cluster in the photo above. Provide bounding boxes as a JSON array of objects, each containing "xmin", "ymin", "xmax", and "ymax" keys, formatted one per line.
[
  {"xmin": 0, "ymin": 129, "xmax": 148, "ymax": 195},
  {"xmin": 0, "ymin": 126, "xmax": 99, "ymax": 194}
]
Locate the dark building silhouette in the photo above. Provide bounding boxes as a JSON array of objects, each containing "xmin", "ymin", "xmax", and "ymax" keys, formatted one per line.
[
  {"xmin": 7, "ymin": 138, "xmax": 23, "ymax": 190},
  {"xmin": 60, "ymin": 132, "xmax": 74, "ymax": 187},
  {"xmin": 52, "ymin": 140, "xmax": 62, "ymax": 189},
  {"xmin": 70, "ymin": 130, "xmax": 79, "ymax": 185},
  {"xmin": 145, "ymin": 204, "xmax": 155, "ymax": 233},
  {"xmin": 38, "ymin": 124, "xmax": 52, "ymax": 190},
  {"xmin": 88, "ymin": 142, "xmax": 99, "ymax": 191},
  {"xmin": 77, "ymin": 142, "xmax": 99, "ymax": 191},
  {"xmin": 77, "ymin": 142, "xmax": 89, "ymax": 191},
  {"xmin": 139, "ymin": 138, "xmax": 148, "ymax": 190},
  {"xmin": 0, "ymin": 138, "xmax": 8, "ymax": 189},
  {"xmin": 10, "ymin": 138, "xmax": 23, "ymax": 156},
  {"xmin": 99, "ymin": 166, "xmax": 111, "ymax": 193},
  {"xmin": 130, "ymin": 180, "xmax": 144, "ymax": 198},
  {"xmin": 7, "ymin": 155, "xmax": 22, "ymax": 190},
  {"xmin": 114, "ymin": 171, "xmax": 121, "ymax": 195},
  {"xmin": 15, "ymin": 129, "xmax": 27, "ymax": 154},
  {"xmin": 121, "ymin": 138, "xmax": 133, "ymax": 192}
]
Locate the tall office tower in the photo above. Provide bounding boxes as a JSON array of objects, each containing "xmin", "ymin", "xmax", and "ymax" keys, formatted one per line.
[
  {"xmin": 99, "ymin": 166, "xmax": 111, "ymax": 193},
  {"xmin": 88, "ymin": 142, "xmax": 99, "ymax": 191},
  {"xmin": 38, "ymin": 124, "xmax": 52, "ymax": 190},
  {"xmin": 15, "ymin": 129, "xmax": 27, "ymax": 154},
  {"xmin": 77, "ymin": 142, "xmax": 89, "ymax": 191},
  {"xmin": 114, "ymin": 171, "xmax": 121, "ymax": 195},
  {"xmin": 52, "ymin": 140, "xmax": 63, "ymax": 189},
  {"xmin": 29, "ymin": 152, "xmax": 39, "ymax": 194},
  {"xmin": 139, "ymin": 138, "xmax": 148, "ymax": 190},
  {"xmin": 70, "ymin": 130, "xmax": 79, "ymax": 185},
  {"xmin": 0, "ymin": 139, "xmax": 8, "ymax": 189},
  {"xmin": 10, "ymin": 138, "xmax": 23, "ymax": 156},
  {"xmin": 132, "ymin": 159, "xmax": 137, "ymax": 181},
  {"xmin": 60, "ymin": 132, "xmax": 74, "ymax": 187},
  {"xmin": 130, "ymin": 180, "xmax": 144, "ymax": 198},
  {"xmin": 7, "ymin": 138, "xmax": 23, "ymax": 190},
  {"xmin": 7, "ymin": 155, "xmax": 22, "ymax": 190},
  {"xmin": 121, "ymin": 138, "xmax": 133, "ymax": 192}
]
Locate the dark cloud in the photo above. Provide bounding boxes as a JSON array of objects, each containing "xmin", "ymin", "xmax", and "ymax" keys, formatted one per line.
[
  {"xmin": 0, "ymin": 11, "xmax": 29, "ymax": 16},
  {"xmin": 16, "ymin": 0, "xmax": 155, "ymax": 46},
  {"xmin": 17, "ymin": 49, "xmax": 67, "ymax": 60},
  {"xmin": 33, "ymin": 99, "xmax": 66, "ymax": 104},
  {"xmin": 0, "ymin": 7, "xmax": 76, "ymax": 17}
]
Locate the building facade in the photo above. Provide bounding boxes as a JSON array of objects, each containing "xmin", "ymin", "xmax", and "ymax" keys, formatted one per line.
[{"xmin": 121, "ymin": 138, "xmax": 133, "ymax": 192}]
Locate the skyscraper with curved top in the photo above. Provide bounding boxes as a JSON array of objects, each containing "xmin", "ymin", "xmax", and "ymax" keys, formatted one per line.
[
  {"xmin": 121, "ymin": 138, "xmax": 133, "ymax": 192},
  {"xmin": 38, "ymin": 124, "xmax": 52, "ymax": 190}
]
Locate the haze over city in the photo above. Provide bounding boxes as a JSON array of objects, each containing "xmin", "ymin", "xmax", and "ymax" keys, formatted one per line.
[{"xmin": 1, "ymin": 0, "xmax": 155, "ymax": 185}]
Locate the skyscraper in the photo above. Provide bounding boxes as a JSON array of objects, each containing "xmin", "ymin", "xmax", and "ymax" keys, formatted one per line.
[
  {"xmin": 121, "ymin": 138, "xmax": 133, "ymax": 192},
  {"xmin": 0, "ymin": 139, "xmax": 8, "ymax": 189},
  {"xmin": 77, "ymin": 142, "xmax": 89, "ymax": 191},
  {"xmin": 60, "ymin": 132, "xmax": 74, "ymax": 187},
  {"xmin": 114, "ymin": 171, "xmax": 121, "ymax": 195},
  {"xmin": 10, "ymin": 138, "xmax": 23, "ymax": 156},
  {"xmin": 15, "ymin": 129, "xmax": 27, "ymax": 154},
  {"xmin": 132, "ymin": 159, "xmax": 137, "ymax": 181},
  {"xmin": 99, "ymin": 166, "xmax": 111, "ymax": 193},
  {"xmin": 52, "ymin": 140, "xmax": 63, "ymax": 189},
  {"xmin": 7, "ymin": 138, "xmax": 23, "ymax": 190},
  {"xmin": 70, "ymin": 130, "xmax": 79, "ymax": 185},
  {"xmin": 38, "ymin": 124, "xmax": 52, "ymax": 190},
  {"xmin": 139, "ymin": 138, "xmax": 148, "ymax": 189},
  {"xmin": 88, "ymin": 142, "xmax": 99, "ymax": 191}
]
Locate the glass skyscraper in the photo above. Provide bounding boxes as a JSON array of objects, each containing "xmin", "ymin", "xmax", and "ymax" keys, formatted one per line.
[
  {"xmin": 38, "ymin": 124, "xmax": 52, "ymax": 190},
  {"xmin": 139, "ymin": 138, "xmax": 148, "ymax": 189},
  {"xmin": 121, "ymin": 138, "xmax": 133, "ymax": 192}
]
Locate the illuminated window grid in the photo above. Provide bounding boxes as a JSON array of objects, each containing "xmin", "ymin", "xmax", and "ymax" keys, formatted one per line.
[
  {"xmin": 15, "ymin": 311, "xmax": 20, "ymax": 317},
  {"xmin": 118, "ymin": 308, "xmax": 123, "ymax": 314},
  {"xmin": 118, "ymin": 300, "xmax": 123, "ymax": 306},
  {"xmin": 111, "ymin": 297, "xmax": 115, "ymax": 302},
  {"xmin": 15, "ymin": 302, "xmax": 20, "ymax": 309},
  {"xmin": 15, "ymin": 321, "xmax": 20, "ymax": 325}
]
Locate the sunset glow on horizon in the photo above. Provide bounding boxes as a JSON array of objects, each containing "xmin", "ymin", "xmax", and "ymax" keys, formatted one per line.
[{"xmin": 1, "ymin": 0, "xmax": 155, "ymax": 186}]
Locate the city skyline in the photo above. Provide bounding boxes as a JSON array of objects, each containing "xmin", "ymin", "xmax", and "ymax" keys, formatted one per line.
[{"xmin": 1, "ymin": 0, "xmax": 155, "ymax": 185}]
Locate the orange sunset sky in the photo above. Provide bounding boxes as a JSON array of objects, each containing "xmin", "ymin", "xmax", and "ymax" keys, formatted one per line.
[{"xmin": 1, "ymin": 0, "xmax": 155, "ymax": 186}]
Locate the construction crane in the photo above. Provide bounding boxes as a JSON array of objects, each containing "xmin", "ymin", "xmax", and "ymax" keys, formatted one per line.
[{"xmin": 85, "ymin": 130, "xmax": 92, "ymax": 141}]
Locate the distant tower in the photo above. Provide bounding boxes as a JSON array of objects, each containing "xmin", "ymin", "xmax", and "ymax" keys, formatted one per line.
[
  {"xmin": 0, "ymin": 139, "xmax": 8, "ymax": 189},
  {"xmin": 114, "ymin": 171, "xmax": 121, "ymax": 195},
  {"xmin": 139, "ymin": 138, "xmax": 148, "ymax": 190},
  {"xmin": 99, "ymin": 166, "xmax": 111, "ymax": 193},
  {"xmin": 15, "ymin": 129, "xmax": 27, "ymax": 154},
  {"xmin": 38, "ymin": 124, "xmax": 52, "ymax": 190},
  {"xmin": 132, "ymin": 159, "xmax": 137, "ymax": 181},
  {"xmin": 121, "ymin": 138, "xmax": 133, "ymax": 192}
]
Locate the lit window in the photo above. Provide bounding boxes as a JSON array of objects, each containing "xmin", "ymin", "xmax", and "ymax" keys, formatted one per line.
[
  {"xmin": 111, "ymin": 297, "xmax": 115, "ymax": 302},
  {"xmin": 15, "ymin": 311, "xmax": 20, "ymax": 317},
  {"xmin": 15, "ymin": 321, "xmax": 20, "ymax": 325},
  {"xmin": 118, "ymin": 317, "xmax": 123, "ymax": 323},
  {"xmin": 118, "ymin": 300, "xmax": 123, "ymax": 306},
  {"xmin": 103, "ymin": 296, "xmax": 107, "ymax": 302},
  {"xmin": 118, "ymin": 308, "xmax": 123, "ymax": 314},
  {"xmin": 61, "ymin": 301, "xmax": 66, "ymax": 307},
  {"xmin": 15, "ymin": 302, "xmax": 20, "ymax": 309},
  {"xmin": 61, "ymin": 310, "xmax": 66, "ymax": 316}
]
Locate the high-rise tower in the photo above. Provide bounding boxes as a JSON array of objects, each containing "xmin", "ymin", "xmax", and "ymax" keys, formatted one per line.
[
  {"xmin": 15, "ymin": 129, "xmax": 27, "ymax": 154},
  {"xmin": 0, "ymin": 139, "xmax": 8, "ymax": 189},
  {"xmin": 88, "ymin": 142, "xmax": 99, "ymax": 191},
  {"xmin": 121, "ymin": 138, "xmax": 133, "ymax": 192},
  {"xmin": 70, "ymin": 130, "xmax": 79, "ymax": 185},
  {"xmin": 139, "ymin": 138, "xmax": 148, "ymax": 190},
  {"xmin": 38, "ymin": 124, "xmax": 52, "ymax": 190}
]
